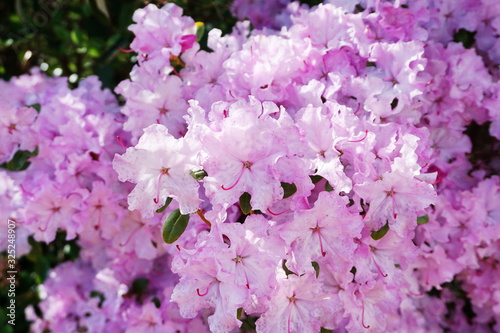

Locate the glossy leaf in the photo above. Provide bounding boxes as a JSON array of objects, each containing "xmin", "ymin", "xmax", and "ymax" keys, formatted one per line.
[
  {"xmin": 239, "ymin": 192, "xmax": 252, "ymax": 215},
  {"xmin": 417, "ymin": 215, "xmax": 429, "ymax": 224},
  {"xmin": 162, "ymin": 209, "xmax": 190, "ymax": 244},
  {"xmin": 156, "ymin": 197, "xmax": 173, "ymax": 213},
  {"xmin": 281, "ymin": 182, "xmax": 297, "ymax": 198},
  {"xmin": 371, "ymin": 222, "xmax": 389, "ymax": 240},
  {"xmin": 190, "ymin": 169, "xmax": 208, "ymax": 181}
]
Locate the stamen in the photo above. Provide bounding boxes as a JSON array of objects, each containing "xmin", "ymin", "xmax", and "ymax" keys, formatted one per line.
[
  {"xmin": 361, "ymin": 300, "xmax": 370, "ymax": 329},
  {"xmin": 196, "ymin": 280, "xmax": 216, "ymax": 297},
  {"xmin": 287, "ymin": 300, "xmax": 294, "ymax": 333},
  {"xmin": 408, "ymin": 290, "xmax": 424, "ymax": 297},
  {"xmin": 383, "ymin": 77, "xmax": 398, "ymax": 85},
  {"xmin": 266, "ymin": 207, "xmax": 290, "ymax": 216},
  {"xmin": 119, "ymin": 224, "xmax": 141, "ymax": 247},
  {"xmin": 318, "ymin": 231, "xmax": 326, "ymax": 257},
  {"xmin": 116, "ymin": 136, "xmax": 127, "ymax": 149},
  {"xmin": 303, "ymin": 197, "xmax": 311, "ymax": 209},
  {"xmin": 119, "ymin": 47, "xmax": 135, "ymax": 53},
  {"xmin": 141, "ymin": 53, "xmax": 158, "ymax": 61},
  {"xmin": 221, "ymin": 167, "xmax": 246, "ymax": 191},
  {"xmin": 154, "ymin": 168, "xmax": 170, "ymax": 204},
  {"xmin": 94, "ymin": 206, "xmax": 102, "ymax": 231},
  {"xmin": 241, "ymin": 269, "xmax": 251, "ymax": 289},
  {"xmin": 196, "ymin": 287, "xmax": 209, "ymax": 297},
  {"xmin": 348, "ymin": 130, "xmax": 368, "ymax": 143},
  {"xmin": 172, "ymin": 67, "xmax": 184, "ymax": 77},
  {"xmin": 354, "ymin": 103, "xmax": 361, "ymax": 115},
  {"xmin": 39, "ymin": 211, "xmax": 56, "ymax": 232},
  {"xmin": 311, "ymin": 226, "xmax": 326, "ymax": 256},
  {"xmin": 20, "ymin": 184, "xmax": 33, "ymax": 196},
  {"xmin": 372, "ymin": 257, "xmax": 388, "ymax": 277},
  {"xmin": 391, "ymin": 193, "xmax": 397, "ymax": 219},
  {"xmin": 415, "ymin": 176, "xmax": 442, "ymax": 186}
]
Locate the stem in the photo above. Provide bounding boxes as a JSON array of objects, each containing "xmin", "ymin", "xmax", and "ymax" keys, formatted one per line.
[{"xmin": 196, "ymin": 209, "xmax": 212, "ymax": 227}]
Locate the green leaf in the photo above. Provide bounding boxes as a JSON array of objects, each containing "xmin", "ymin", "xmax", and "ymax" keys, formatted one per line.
[
  {"xmin": 325, "ymin": 181, "xmax": 333, "ymax": 192},
  {"xmin": 417, "ymin": 215, "xmax": 429, "ymax": 224},
  {"xmin": 237, "ymin": 307, "xmax": 243, "ymax": 320},
  {"xmin": 281, "ymin": 182, "xmax": 297, "ymax": 198},
  {"xmin": 282, "ymin": 260, "xmax": 297, "ymax": 276},
  {"xmin": 53, "ymin": 24, "xmax": 70, "ymax": 41},
  {"xmin": 28, "ymin": 103, "xmax": 41, "ymax": 112},
  {"xmin": 239, "ymin": 192, "xmax": 252, "ymax": 215},
  {"xmin": 151, "ymin": 297, "xmax": 161, "ymax": 308},
  {"xmin": 371, "ymin": 222, "xmax": 389, "ymax": 240},
  {"xmin": 155, "ymin": 197, "xmax": 173, "ymax": 213},
  {"xmin": 129, "ymin": 277, "xmax": 149, "ymax": 296},
  {"xmin": 162, "ymin": 209, "xmax": 190, "ymax": 244},
  {"xmin": 453, "ymin": 28, "xmax": 476, "ymax": 49},
  {"xmin": 70, "ymin": 30, "xmax": 83, "ymax": 45},
  {"xmin": 312, "ymin": 261, "xmax": 320, "ymax": 278},
  {"xmin": 90, "ymin": 291, "xmax": 105, "ymax": 308},
  {"xmin": 310, "ymin": 175, "xmax": 323, "ymax": 184},
  {"xmin": 195, "ymin": 21, "xmax": 205, "ymax": 42},
  {"xmin": 0, "ymin": 147, "xmax": 39, "ymax": 171},
  {"xmin": 390, "ymin": 98, "xmax": 399, "ymax": 110},
  {"xmin": 320, "ymin": 328, "xmax": 334, "ymax": 333},
  {"xmin": 190, "ymin": 169, "xmax": 207, "ymax": 181}
]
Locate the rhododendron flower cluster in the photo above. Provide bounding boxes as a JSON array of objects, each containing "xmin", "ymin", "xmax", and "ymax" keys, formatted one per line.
[{"xmin": 2, "ymin": 0, "xmax": 500, "ymax": 332}]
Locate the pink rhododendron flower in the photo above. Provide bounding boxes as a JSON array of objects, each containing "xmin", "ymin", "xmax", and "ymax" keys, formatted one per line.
[{"xmin": 113, "ymin": 124, "xmax": 201, "ymax": 216}]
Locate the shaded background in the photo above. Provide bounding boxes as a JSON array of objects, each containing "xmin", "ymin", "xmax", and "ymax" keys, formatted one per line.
[{"xmin": 0, "ymin": 0, "xmax": 237, "ymax": 88}]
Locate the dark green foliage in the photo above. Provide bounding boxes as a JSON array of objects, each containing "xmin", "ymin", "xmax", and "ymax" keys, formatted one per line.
[
  {"xmin": 0, "ymin": 0, "xmax": 239, "ymax": 87},
  {"xmin": 281, "ymin": 182, "xmax": 297, "ymax": 198},
  {"xmin": 464, "ymin": 121, "xmax": 500, "ymax": 178},
  {"xmin": 453, "ymin": 29, "xmax": 476, "ymax": 49},
  {"xmin": 371, "ymin": 222, "xmax": 389, "ymax": 240},
  {"xmin": 0, "ymin": 147, "xmax": 38, "ymax": 172},
  {"xmin": 155, "ymin": 197, "xmax": 173, "ymax": 214},
  {"xmin": 239, "ymin": 192, "xmax": 252, "ymax": 215},
  {"xmin": 282, "ymin": 259, "xmax": 297, "ymax": 276},
  {"xmin": 417, "ymin": 215, "xmax": 429, "ymax": 224},
  {"xmin": 312, "ymin": 261, "xmax": 320, "ymax": 278},
  {"xmin": 162, "ymin": 209, "xmax": 190, "ymax": 244},
  {"xmin": 0, "ymin": 232, "xmax": 80, "ymax": 332}
]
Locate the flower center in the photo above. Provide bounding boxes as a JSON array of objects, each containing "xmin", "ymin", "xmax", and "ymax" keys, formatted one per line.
[{"xmin": 8, "ymin": 123, "xmax": 16, "ymax": 134}]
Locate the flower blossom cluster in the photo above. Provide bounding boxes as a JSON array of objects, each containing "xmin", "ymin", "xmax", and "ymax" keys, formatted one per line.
[
  {"xmin": 0, "ymin": 69, "xmax": 207, "ymax": 332},
  {"xmin": 1, "ymin": 0, "xmax": 500, "ymax": 332}
]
